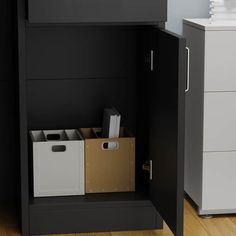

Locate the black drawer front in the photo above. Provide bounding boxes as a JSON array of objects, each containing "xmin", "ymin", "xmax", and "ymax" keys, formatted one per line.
[
  {"xmin": 28, "ymin": 0, "xmax": 167, "ymax": 23},
  {"xmin": 29, "ymin": 205, "xmax": 163, "ymax": 235}
]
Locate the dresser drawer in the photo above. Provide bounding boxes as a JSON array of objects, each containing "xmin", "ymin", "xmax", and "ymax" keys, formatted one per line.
[
  {"xmin": 204, "ymin": 31, "xmax": 236, "ymax": 92},
  {"xmin": 204, "ymin": 92, "xmax": 236, "ymax": 151},
  {"xmin": 202, "ymin": 152, "xmax": 236, "ymax": 211},
  {"xmin": 28, "ymin": 0, "xmax": 167, "ymax": 23}
]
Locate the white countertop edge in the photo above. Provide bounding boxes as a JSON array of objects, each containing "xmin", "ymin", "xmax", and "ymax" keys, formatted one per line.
[{"xmin": 183, "ymin": 18, "xmax": 236, "ymax": 31}]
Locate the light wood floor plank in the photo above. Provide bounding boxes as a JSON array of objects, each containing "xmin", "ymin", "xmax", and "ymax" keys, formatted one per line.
[
  {"xmin": 183, "ymin": 200, "xmax": 209, "ymax": 236},
  {"xmin": 184, "ymin": 213, "xmax": 209, "ymax": 236},
  {"xmin": 5, "ymin": 227, "xmax": 19, "ymax": 236},
  {"xmin": 151, "ymin": 225, "xmax": 173, "ymax": 236},
  {"xmin": 111, "ymin": 226, "xmax": 172, "ymax": 236},
  {"xmin": 197, "ymin": 217, "xmax": 236, "ymax": 236},
  {"xmin": 229, "ymin": 216, "xmax": 236, "ymax": 226},
  {"xmin": 185, "ymin": 200, "xmax": 236, "ymax": 236},
  {"xmin": 0, "ymin": 226, "xmax": 6, "ymax": 236}
]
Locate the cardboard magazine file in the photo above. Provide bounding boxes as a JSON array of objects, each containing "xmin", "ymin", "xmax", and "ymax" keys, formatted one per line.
[
  {"xmin": 30, "ymin": 129, "xmax": 85, "ymax": 197},
  {"xmin": 80, "ymin": 127, "xmax": 135, "ymax": 193}
]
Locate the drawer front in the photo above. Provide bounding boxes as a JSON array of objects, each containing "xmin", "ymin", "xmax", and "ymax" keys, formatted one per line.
[
  {"xmin": 205, "ymin": 31, "xmax": 236, "ymax": 92},
  {"xmin": 204, "ymin": 92, "xmax": 236, "ymax": 151},
  {"xmin": 28, "ymin": 0, "xmax": 167, "ymax": 23},
  {"xmin": 202, "ymin": 152, "xmax": 236, "ymax": 210},
  {"xmin": 30, "ymin": 204, "xmax": 161, "ymax": 234}
]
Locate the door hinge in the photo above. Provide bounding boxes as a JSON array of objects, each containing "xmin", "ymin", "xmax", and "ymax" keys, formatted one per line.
[{"xmin": 142, "ymin": 160, "xmax": 153, "ymax": 180}]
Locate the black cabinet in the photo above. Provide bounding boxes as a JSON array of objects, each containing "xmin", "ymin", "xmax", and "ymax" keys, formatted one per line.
[
  {"xmin": 16, "ymin": 0, "xmax": 186, "ymax": 236},
  {"xmin": 27, "ymin": 0, "xmax": 167, "ymax": 23}
]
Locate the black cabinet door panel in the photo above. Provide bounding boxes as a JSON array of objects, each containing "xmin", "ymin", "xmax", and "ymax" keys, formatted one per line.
[
  {"xmin": 147, "ymin": 28, "xmax": 186, "ymax": 236},
  {"xmin": 28, "ymin": 0, "xmax": 167, "ymax": 23}
]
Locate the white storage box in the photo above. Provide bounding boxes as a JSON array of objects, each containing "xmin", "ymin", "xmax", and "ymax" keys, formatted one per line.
[{"xmin": 30, "ymin": 129, "xmax": 84, "ymax": 197}]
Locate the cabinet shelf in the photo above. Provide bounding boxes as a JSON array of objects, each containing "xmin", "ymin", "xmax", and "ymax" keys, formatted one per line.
[
  {"xmin": 26, "ymin": 22, "xmax": 159, "ymax": 28},
  {"xmin": 26, "ymin": 76, "xmax": 129, "ymax": 81},
  {"xmin": 29, "ymin": 192, "xmax": 151, "ymax": 207}
]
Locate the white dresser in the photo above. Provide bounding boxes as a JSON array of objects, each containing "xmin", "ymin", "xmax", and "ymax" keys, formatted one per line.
[{"xmin": 184, "ymin": 19, "xmax": 236, "ymax": 215}]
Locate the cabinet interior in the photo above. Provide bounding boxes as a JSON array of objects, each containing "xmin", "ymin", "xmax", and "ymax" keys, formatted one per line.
[{"xmin": 26, "ymin": 25, "xmax": 155, "ymax": 202}]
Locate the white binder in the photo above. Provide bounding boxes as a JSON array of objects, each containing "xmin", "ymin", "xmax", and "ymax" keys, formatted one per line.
[{"xmin": 102, "ymin": 107, "xmax": 121, "ymax": 139}]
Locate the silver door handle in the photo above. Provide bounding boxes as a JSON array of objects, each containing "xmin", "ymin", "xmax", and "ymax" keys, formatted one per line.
[
  {"xmin": 150, "ymin": 50, "xmax": 154, "ymax": 71},
  {"xmin": 142, "ymin": 160, "xmax": 153, "ymax": 180},
  {"xmin": 149, "ymin": 160, "xmax": 153, "ymax": 180},
  {"xmin": 185, "ymin": 47, "xmax": 190, "ymax": 92}
]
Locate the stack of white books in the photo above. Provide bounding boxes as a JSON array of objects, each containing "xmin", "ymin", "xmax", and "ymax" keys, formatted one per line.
[{"xmin": 210, "ymin": 0, "xmax": 236, "ymax": 21}]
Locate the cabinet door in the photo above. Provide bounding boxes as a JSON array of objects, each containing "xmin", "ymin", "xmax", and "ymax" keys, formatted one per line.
[{"xmin": 146, "ymin": 28, "xmax": 186, "ymax": 236}]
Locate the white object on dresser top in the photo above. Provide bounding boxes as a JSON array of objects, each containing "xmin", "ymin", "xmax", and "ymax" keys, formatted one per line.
[{"xmin": 210, "ymin": 0, "xmax": 236, "ymax": 21}]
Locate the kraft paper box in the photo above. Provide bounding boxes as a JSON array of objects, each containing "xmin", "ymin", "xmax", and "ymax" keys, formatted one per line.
[{"xmin": 80, "ymin": 127, "xmax": 135, "ymax": 194}]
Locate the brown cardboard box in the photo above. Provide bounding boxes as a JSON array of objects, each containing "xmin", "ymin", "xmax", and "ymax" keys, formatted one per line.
[{"xmin": 80, "ymin": 128, "xmax": 135, "ymax": 193}]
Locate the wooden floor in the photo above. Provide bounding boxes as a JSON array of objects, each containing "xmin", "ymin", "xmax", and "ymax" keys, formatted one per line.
[{"xmin": 1, "ymin": 200, "xmax": 236, "ymax": 236}]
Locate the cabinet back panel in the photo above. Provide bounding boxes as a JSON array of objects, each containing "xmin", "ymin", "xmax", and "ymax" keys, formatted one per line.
[
  {"xmin": 27, "ymin": 78, "xmax": 136, "ymax": 131},
  {"xmin": 26, "ymin": 26, "xmax": 150, "ymax": 193},
  {"xmin": 27, "ymin": 26, "xmax": 137, "ymax": 79}
]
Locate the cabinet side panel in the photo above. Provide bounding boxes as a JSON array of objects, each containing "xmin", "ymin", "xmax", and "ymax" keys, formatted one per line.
[
  {"xmin": 183, "ymin": 24, "xmax": 205, "ymax": 208},
  {"xmin": 17, "ymin": 0, "xmax": 30, "ymax": 234}
]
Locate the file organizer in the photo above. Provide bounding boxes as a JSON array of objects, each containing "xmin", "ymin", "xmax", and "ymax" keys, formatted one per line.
[
  {"xmin": 80, "ymin": 127, "xmax": 135, "ymax": 193},
  {"xmin": 30, "ymin": 129, "xmax": 85, "ymax": 197}
]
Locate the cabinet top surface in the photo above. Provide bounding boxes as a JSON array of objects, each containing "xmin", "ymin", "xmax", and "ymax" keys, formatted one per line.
[{"xmin": 184, "ymin": 18, "xmax": 236, "ymax": 31}]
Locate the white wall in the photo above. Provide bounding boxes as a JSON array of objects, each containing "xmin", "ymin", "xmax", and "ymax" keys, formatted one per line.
[{"xmin": 166, "ymin": 0, "xmax": 209, "ymax": 34}]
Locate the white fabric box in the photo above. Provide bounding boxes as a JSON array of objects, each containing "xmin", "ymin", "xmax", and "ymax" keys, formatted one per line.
[{"xmin": 30, "ymin": 129, "xmax": 84, "ymax": 197}]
